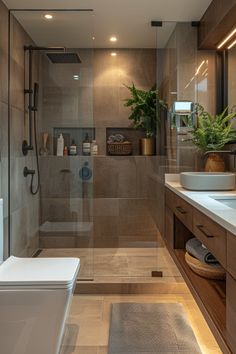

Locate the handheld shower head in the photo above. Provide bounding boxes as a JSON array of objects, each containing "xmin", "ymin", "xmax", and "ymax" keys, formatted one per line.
[{"xmin": 33, "ymin": 83, "xmax": 39, "ymax": 111}]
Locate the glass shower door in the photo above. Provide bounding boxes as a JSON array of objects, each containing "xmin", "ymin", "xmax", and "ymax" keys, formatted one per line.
[{"xmin": 10, "ymin": 10, "xmax": 95, "ymax": 280}]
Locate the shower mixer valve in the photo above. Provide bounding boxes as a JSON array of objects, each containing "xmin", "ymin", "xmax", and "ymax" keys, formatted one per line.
[{"xmin": 23, "ymin": 167, "xmax": 35, "ymax": 178}]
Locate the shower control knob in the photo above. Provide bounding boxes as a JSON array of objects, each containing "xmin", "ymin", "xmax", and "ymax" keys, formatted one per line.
[{"xmin": 23, "ymin": 167, "xmax": 35, "ymax": 178}]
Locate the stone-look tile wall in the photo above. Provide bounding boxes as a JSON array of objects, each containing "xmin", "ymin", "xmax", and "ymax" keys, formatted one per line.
[
  {"xmin": 0, "ymin": 2, "xmax": 40, "ymax": 258},
  {"xmin": 39, "ymin": 48, "xmax": 159, "ymax": 248},
  {"xmin": 0, "ymin": 1, "xmax": 9, "ymax": 258},
  {"xmin": 9, "ymin": 14, "xmax": 40, "ymax": 256},
  {"xmin": 93, "ymin": 49, "xmax": 156, "ymax": 155},
  {"xmin": 39, "ymin": 156, "xmax": 158, "ymax": 248}
]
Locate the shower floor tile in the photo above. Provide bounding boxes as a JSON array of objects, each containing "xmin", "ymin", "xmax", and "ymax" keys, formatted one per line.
[{"xmin": 39, "ymin": 247, "xmax": 183, "ymax": 283}]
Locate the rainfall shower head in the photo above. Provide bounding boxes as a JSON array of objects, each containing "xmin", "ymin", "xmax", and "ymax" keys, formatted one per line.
[{"xmin": 46, "ymin": 52, "xmax": 82, "ymax": 64}]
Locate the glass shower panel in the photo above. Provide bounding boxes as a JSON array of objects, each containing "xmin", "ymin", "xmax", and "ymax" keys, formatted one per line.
[{"xmin": 10, "ymin": 10, "xmax": 94, "ymax": 280}]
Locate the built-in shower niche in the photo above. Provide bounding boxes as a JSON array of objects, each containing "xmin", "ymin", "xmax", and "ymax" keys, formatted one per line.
[
  {"xmin": 53, "ymin": 127, "xmax": 95, "ymax": 156},
  {"xmin": 106, "ymin": 127, "xmax": 146, "ymax": 156}
]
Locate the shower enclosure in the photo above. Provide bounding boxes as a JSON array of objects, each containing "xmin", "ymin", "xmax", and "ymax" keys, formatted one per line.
[{"xmin": 8, "ymin": 10, "xmax": 211, "ymax": 284}]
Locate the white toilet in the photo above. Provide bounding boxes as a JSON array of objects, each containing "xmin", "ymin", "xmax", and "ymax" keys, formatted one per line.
[{"xmin": 0, "ymin": 199, "xmax": 80, "ymax": 354}]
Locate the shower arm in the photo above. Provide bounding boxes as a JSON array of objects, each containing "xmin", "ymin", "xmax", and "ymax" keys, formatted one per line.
[{"xmin": 22, "ymin": 45, "xmax": 65, "ymax": 156}]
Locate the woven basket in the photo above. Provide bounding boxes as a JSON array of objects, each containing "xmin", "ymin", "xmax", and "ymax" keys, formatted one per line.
[
  {"xmin": 107, "ymin": 142, "xmax": 132, "ymax": 156},
  {"xmin": 185, "ymin": 252, "xmax": 225, "ymax": 280}
]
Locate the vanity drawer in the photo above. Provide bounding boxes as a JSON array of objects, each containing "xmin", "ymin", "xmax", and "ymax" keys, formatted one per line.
[
  {"xmin": 227, "ymin": 232, "xmax": 236, "ymax": 279},
  {"xmin": 193, "ymin": 209, "xmax": 226, "ymax": 267},
  {"xmin": 165, "ymin": 188, "xmax": 193, "ymax": 230},
  {"xmin": 165, "ymin": 188, "xmax": 176, "ymax": 211},
  {"xmin": 174, "ymin": 194, "xmax": 193, "ymax": 231}
]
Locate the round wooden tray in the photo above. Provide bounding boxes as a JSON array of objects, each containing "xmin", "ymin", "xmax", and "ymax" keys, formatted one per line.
[{"xmin": 185, "ymin": 252, "xmax": 225, "ymax": 280}]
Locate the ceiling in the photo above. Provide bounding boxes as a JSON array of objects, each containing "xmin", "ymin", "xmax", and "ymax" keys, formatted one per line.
[{"xmin": 3, "ymin": 0, "xmax": 212, "ymax": 48}]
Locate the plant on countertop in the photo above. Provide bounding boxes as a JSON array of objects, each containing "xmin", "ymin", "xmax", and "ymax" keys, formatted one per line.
[
  {"xmin": 191, "ymin": 104, "xmax": 236, "ymax": 152},
  {"xmin": 123, "ymin": 83, "xmax": 166, "ymax": 138}
]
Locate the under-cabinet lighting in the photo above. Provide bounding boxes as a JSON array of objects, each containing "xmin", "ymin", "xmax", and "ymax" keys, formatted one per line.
[
  {"xmin": 111, "ymin": 52, "xmax": 117, "ymax": 57},
  {"xmin": 217, "ymin": 28, "xmax": 236, "ymax": 49},
  {"xmin": 228, "ymin": 39, "xmax": 236, "ymax": 50}
]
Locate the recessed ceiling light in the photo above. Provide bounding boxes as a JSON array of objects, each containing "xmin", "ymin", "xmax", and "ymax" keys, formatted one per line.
[
  {"xmin": 110, "ymin": 36, "xmax": 117, "ymax": 42},
  {"xmin": 44, "ymin": 14, "xmax": 53, "ymax": 20},
  {"xmin": 111, "ymin": 52, "xmax": 117, "ymax": 57},
  {"xmin": 73, "ymin": 75, "xmax": 79, "ymax": 80}
]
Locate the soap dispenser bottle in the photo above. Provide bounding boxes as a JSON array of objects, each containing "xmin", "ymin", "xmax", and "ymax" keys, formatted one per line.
[{"xmin": 57, "ymin": 134, "xmax": 64, "ymax": 156}]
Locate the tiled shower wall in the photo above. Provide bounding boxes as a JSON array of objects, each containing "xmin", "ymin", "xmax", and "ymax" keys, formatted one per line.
[
  {"xmin": 0, "ymin": 0, "xmax": 40, "ymax": 259},
  {"xmin": 39, "ymin": 49, "xmax": 159, "ymax": 248},
  {"xmin": 10, "ymin": 15, "xmax": 40, "ymax": 257},
  {"xmin": 0, "ymin": 1, "xmax": 9, "ymax": 257}
]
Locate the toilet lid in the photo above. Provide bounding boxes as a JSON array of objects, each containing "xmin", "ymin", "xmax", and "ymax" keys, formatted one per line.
[{"xmin": 0, "ymin": 256, "xmax": 80, "ymax": 289}]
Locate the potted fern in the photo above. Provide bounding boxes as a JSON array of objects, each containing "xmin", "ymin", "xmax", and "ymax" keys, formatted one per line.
[
  {"xmin": 124, "ymin": 83, "xmax": 166, "ymax": 155},
  {"xmin": 191, "ymin": 105, "xmax": 236, "ymax": 171}
]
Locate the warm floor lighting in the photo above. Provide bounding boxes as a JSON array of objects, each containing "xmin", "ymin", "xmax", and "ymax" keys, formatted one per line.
[
  {"xmin": 111, "ymin": 52, "xmax": 117, "ymax": 57},
  {"xmin": 217, "ymin": 28, "xmax": 236, "ymax": 49},
  {"xmin": 44, "ymin": 14, "xmax": 53, "ymax": 20}
]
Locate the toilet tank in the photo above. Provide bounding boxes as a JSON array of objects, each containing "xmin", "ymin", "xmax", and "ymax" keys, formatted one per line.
[{"xmin": 0, "ymin": 199, "xmax": 3, "ymax": 264}]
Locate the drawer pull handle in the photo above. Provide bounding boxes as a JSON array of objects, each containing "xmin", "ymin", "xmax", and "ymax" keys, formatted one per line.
[
  {"xmin": 196, "ymin": 224, "xmax": 214, "ymax": 238},
  {"xmin": 176, "ymin": 206, "xmax": 187, "ymax": 214}
]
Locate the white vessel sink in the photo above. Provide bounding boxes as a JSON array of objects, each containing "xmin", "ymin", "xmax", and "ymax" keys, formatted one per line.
[{"xmin": 180, "ymin": 172, "xmax": 235, "ymax": 191}]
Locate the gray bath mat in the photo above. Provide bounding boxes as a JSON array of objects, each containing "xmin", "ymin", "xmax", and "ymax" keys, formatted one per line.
[{"xmin": 108, "ymin": 303, "xmax": 202, "ymax": 354}]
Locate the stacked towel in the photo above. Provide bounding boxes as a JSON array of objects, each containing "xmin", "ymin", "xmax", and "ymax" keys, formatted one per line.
[
  {"xmin": 186, "ymin": 238, "xmax": 219, "ymax": 264},
  {"xmin": 107, "ymin": 134, "xmax": 126, "ymax": 143}
]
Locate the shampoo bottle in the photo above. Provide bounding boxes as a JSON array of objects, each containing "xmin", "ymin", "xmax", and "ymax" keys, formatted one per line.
[
  {"xmin": 82, "ymin": 133, "xmax": 91, "ymax": 155},
  {"xmin": 57, "ymin": 134, "xmax": 64, "ymax": 156},
  {"xmin": 69, "ymin": 140, "xmax": 77, "ymax": 156}
]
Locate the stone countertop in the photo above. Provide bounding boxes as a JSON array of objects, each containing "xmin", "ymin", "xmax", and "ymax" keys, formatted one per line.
[{"xmin": 165, "ymin": 174, "xmax": 236, "ymax": 236}]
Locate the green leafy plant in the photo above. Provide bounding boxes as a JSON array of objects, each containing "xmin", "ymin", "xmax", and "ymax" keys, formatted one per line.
[
  {"xmin": 124, "ymin": 83, "xmax": 166, "ymax": 138},
  {"xmin": 191, "ymin": 105, "xmax": 236, "ymax": 152}
]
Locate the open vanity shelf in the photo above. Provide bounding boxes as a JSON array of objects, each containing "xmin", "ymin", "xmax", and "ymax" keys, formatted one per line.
[{"xmin": 164, "ymin": 187, "xmax": 235, "ymax": 354}]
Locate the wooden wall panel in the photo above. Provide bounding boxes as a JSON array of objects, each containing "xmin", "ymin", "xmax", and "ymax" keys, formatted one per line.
[{"xmin": 199, "ymin": 0, "xmax": 236, "ymax": 49}]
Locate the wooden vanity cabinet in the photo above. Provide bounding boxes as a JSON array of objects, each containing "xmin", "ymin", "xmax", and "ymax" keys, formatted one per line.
[
  {"xmin": 226, "ymin": 274, "xmax": 236, "ymax": 354},
  {"xmin": 164, "ymin": 187, "xmax": 235, "ymax": 354},
  {"xmin": 227, "ymin": 232, "xmax": 236, "ymax": 354},
  {"xmin": 193, "ymin": 209, "xmax": 226, "ymax": 268},
  {"xmin": 165, "ymin": 189, "xmax": 193, "ymax": 231},
  {"xmin": 227, "ymin": 232, "xmax": 236, "ymax": 280}
]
